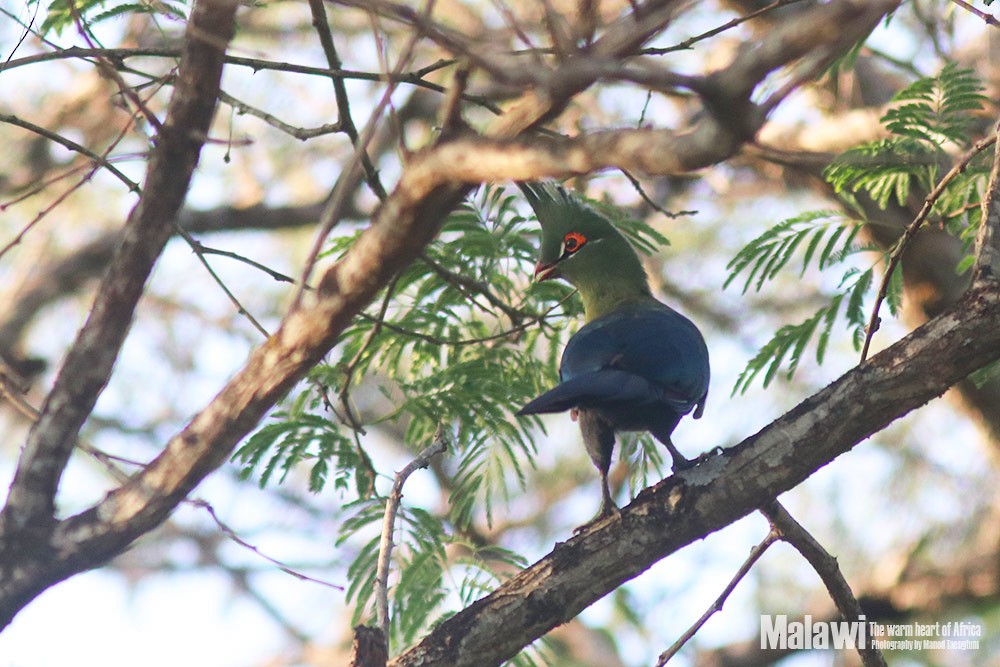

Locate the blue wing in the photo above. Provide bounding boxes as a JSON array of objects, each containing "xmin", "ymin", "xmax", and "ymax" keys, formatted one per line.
[{"xmin": 519, "ymin": 302, "xmax": 709, "ymax": 417}]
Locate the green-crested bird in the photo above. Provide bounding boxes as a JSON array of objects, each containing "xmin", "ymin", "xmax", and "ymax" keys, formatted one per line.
[{"xmin": 516, "ymin": 183, "xmax": 710, "ymax": 523}]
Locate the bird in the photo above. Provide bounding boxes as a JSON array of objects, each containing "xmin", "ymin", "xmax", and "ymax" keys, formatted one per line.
[{"xmin": 516, "ymin": 182, "xmax": 710, "ymax": 524}]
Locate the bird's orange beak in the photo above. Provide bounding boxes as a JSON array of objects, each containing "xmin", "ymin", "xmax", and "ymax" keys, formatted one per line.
[{"xmin": 533, "ymin": 261, "xmax": 558, "ymax": 282}]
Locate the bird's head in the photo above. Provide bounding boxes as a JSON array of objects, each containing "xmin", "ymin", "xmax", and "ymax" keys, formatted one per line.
[{"xmin": 518, "ymin": 183, "xmax": 650, "ymax": 308}]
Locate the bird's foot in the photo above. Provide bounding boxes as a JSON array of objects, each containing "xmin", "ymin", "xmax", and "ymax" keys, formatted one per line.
[
  {"xmin": 669, "ymin": 452, "xmax": 695, "ymax": 473},
  {"xmin": 670, "ymin": 448, "xmax": 726, "ymax": 473},
  {"xmin": 690, "ymin": 447, "xmax": 724, "ymax": 467},
  {"xmin": 573, "ymin": 502, "xmax": 621, "ymax": 535}
]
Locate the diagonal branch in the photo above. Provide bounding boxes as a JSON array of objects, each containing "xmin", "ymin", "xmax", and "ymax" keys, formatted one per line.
[
  {"xmin": 308, "ymin": 0, "xmax": 388, "ymax": 200},
  {"xmin": 762, "ymin": 502, "xmax": 887, "ymax": 667},
  {"xmin": 0, "ymin": 0, "xmax": 239, "ymax": 529},
  {"xmin": 656, "ymin": 529, "xmax": 779, "ymax": 666},
  {"xmin": 859, "ymin": 130, "xmax": 999, "ymax": 361},
  {"xmin": 973, "ymin": 120, "xmax": 1000, "ymax": 286}
]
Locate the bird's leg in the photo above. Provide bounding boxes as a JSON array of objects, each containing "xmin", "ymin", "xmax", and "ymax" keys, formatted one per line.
[
  {"xmin": 574, "ymin": 473, "xmax": 621, "ymax": 534},
  {"xmin": 575, "ymin": 410, "xmax": 621, "ymax": 532},
  {"xmin": 653, "ymin": 429, "xmax": 694, "ymax": 472},
  {"xmin": 665, "ymin": 439, "xmax": 694, "ymax": 472},
  {"xmin": 596, "ymin": 470, "xmax": 620, "ymax": 521}
]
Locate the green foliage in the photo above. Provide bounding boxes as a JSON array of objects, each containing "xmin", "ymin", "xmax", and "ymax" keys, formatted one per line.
[
  {"xmin": 237, "ymin": 184, "xmax": 670, "ymax": 656},
  {"xmin": 825, "ymin": 62, "xmax": 988, "ymax": 210},
  {"xmin": 32, "ymin": 0, "xmax": 188, "ymax": 35},
  {"xmin": 233, "ymin": 411, "xmax": 360, "ymax": 493},
  {"xmin": 589, "ymin": 197, "xmax": 672, "ymax": 256},
  {"xmin": 724, "ymin": 210, "xmax": 862, "ymax": 294},
  {"xmin": 619, "ymin": 433, "xmax": 665, "ymax": 496},
  {"xmin": 881, "ymin": 62, "xmax": 987, "ymax": 146},
  {"xmin": 730, "ymin": 62, "xmax": 989, "ymax": 394}
]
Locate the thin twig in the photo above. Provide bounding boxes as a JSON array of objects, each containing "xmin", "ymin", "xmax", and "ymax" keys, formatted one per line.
[
  {"xmin": 951, "ymin": 0, "xmax": 1000, "ymax": 29},
  {"xmin": 762, "ymin": 501, "xmax": 887, "ymax": 667},
  {"xmin": 189, "ymin": 498, "xmax": 345, "ymax": 590},
  {"xmin": 2, "ymin": 160, "xmax": 96, "ymax": 210},
  {"xmin": 219, "ymin": 91, "xmax": 341, "ymax": 140},
  {"xmin": 0, "ymin": 0, "xmax": 37, "ymax": 74},
  {"xmin": 172, "ymin": 225, "xmax": 271, "ymax": 338},
  {"xmin": 0, "ymin": 367, "xmax": 40, "ymax": 422},
  {"xmin": 191, "ymin": 241, "xmax": 300, "ymax": 285},
  {"xmin": 973, "ymin": 120, "xmax": 1000, "ymax": 286},
  {"xmin": 294, "ymin": 0, "xmax": 432, "ymax": 307},
  {"xmin": 641, "ymin": 0, "xmax": 809, "ymax": 55},
  {"xmin": 354, "ymin": 294, "xmax": 567, "ymax": 348},
  {"xmin": 0, "ymin": 113, "xmax": 140, "ymax": 193},
  {"xmin": 859, "ymin": 132, "xmax": 997, "ymax": 361},
  {"xmin": 0, "ymin": 168, "xmax": 98, "ymax": 262},
  {"xmin": 307, "ymin": 0, "xmax": 388, "ymax": 201},
  {"xmin": 620, "ymin": 169, "xmax": 698, "ymax": 220},
  {"xmin": 0, "ymin": 46, "xmax": 503, "ymax": 111},
  {"xmin": 655, "ymin": 529, "xmax": 778, "ymax": 666},
  {"xmin": 68, "ymin": 3, "xmax": 164, "ymax": 131},
  {"xmin": 375, "ymin": 429, "xmax": 449, "ymax": 646},
  {"xmin": 419, "ymin": 251, "xmax": 526, "ymax": 323},
  {"xmin": 338, "ymin": 273, "xmax": 402, "ymax": 434},
  {"xmin": 0, "ymin": 87, "xmax": 153, "ymax": 262}
]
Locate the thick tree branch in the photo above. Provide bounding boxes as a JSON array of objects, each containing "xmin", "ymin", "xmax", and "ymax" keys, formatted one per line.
[{"xmin": 0, "ymin": 0, "xmax": 238, "ymax": 530}]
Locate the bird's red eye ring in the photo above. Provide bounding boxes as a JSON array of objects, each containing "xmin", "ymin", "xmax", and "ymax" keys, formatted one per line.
[{"xmin": 562, "ymin": 232, "xmax": 587, "ymax": 255}]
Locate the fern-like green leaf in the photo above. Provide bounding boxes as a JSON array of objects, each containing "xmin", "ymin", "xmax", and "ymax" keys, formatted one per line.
[
  {"xmin": 724, "ymin": 211, "xmax": 860, "ymax": 293},
  {"xmin": 732, "ymin": 260, "xmax": 888, "ymax": 394},
  {"xmin": 883, "ymin": 62, "xmax": 987, "ymax": 146}
]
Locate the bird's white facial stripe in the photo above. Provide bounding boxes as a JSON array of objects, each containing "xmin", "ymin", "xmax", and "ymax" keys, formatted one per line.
[{"xmin": 559, "ymin": 231, "xmax": 589, "ymax": 259}]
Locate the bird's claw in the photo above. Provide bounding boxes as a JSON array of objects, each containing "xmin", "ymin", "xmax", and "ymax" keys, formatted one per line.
[
  {"xmin": 669, "ymin": 454, "xmax": 695, "ymax": 472},
  {"xmin": 573, "ymin": 502, "xmax": 622, "ymax": 534}
]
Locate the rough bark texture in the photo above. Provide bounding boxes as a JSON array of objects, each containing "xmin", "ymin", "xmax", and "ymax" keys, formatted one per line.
[{"xmin": 0, "ymin": 0, "xmax": 240, "ymax": 622}]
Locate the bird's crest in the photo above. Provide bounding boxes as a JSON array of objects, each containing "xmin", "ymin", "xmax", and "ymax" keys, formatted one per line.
[{"xmin": 517, "ymin": 181, "xmax": 602, "ymax": 231}]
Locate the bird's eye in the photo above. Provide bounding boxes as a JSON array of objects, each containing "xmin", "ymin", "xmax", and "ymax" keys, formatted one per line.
[{"xmin": 561, "ymin": 232, "xmax": 587, "ymax": 256}]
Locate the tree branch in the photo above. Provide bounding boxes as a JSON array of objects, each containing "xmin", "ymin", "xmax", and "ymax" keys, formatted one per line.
[
  {"xmin": 0, "ymin": 0, "xmax": 238, "ymax": 531},
  {"xmin": 375, "ymin": 430, "xmax": 449, "ymax": 646},
  {"xmin": 973, "ymin": 120, "xmax": 1000, "ymax": 286},
  {"xmin": 762, "ymin": 502, "xmax": 886, "ymax": 667},
  {"xmin": 859, "ymin": 130, "xmax": 999, "ymax": 361},
  {"xmin": 656, "ymin": 530, "xmax": 779, "ymax": 666}
]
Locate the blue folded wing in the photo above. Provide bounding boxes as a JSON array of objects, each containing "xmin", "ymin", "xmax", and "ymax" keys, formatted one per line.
[
  {"xmin": 518, "ymin": 369, "xmax": 669, "ymax": 415},
  {"xmin": 556, "ymin": 302, "xmax": 710, "ymax": 417}
]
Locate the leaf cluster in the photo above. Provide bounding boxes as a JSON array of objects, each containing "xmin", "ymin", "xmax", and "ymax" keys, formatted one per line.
[
  {"xmin": 825, "ymin": 62, "xmax": 989, "ymax": 227},
  {"xmin": 729, "ymin": 62, "xmax": 989, "ymax": 393},
  {"xmin": 31, "ymin": 0, "xmax": 187, "ymax": 35}
]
